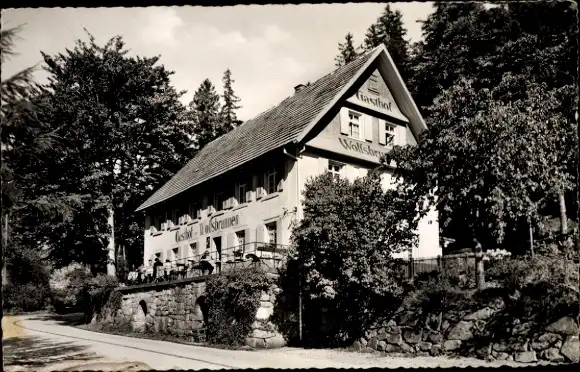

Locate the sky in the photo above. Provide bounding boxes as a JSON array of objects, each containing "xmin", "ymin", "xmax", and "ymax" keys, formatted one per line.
[{"xmin": 2, "ymin": 3, "xmax": 434, "ymax": 121}]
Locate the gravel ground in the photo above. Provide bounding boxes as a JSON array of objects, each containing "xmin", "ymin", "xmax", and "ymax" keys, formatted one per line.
[{"xmin": 5, "ymin": 314, "xmax": 558, "ymax": 369}]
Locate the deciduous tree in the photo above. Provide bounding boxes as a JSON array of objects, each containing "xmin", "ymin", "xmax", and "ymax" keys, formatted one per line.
[{"xmin": 288, "ymin": 171, "xmax": 416, "ymax": 345}]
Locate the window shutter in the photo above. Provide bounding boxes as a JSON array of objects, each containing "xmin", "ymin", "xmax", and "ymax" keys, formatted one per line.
[
  {"xmin": 256, "ymin": 224, "xmax": 266, "ymax": 244},
  {"xmin": 275, "ymin": 221, "xmax": 282, "ymax": 246},
  {"xmin": 364, "ymin": 114, "xmax": 373, "ymax": 142},
  {"xmin": 378, "ymin": 119, "xmax": 386, "ymax": 145},
  {"xmin": 397, "ymin": 125, "xmax": 406, "ymax": 146},
  {"xmin": 340, "ymin": 108, "xmax": 349, "ymax": 135},
  {"xmin": 227, "ymin": 232, "xmax": 235, "ymax": 249}
]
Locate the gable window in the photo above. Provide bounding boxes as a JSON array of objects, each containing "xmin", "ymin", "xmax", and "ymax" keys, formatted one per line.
[
  {"xmin": 384, "ymin": 125, "xmax": 396, "ymax": 148},
  {"xmin": 368, "ymin": 73, "xmax": 379, "ymax": 94},
  {"xmin": 266, "ymin": 168, "xmax": 277, "ymax": 194},
  {"xmin": 328, "ymin": 161, "xmax": 344, "ymax": 180},
  {"xmin": 348, "ymin": 111, "xmax": 361, "ymax": 139}
]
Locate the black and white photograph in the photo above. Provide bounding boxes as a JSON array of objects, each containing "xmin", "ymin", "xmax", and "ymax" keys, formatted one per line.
[{"xmin": 1, "ymin": 1, "xmax": 578, "ymax": 370}]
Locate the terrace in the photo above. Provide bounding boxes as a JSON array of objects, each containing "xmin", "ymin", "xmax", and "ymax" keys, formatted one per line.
[{"xmin": 119, "ymin": 242, "xmax": 289, "ymax": 289}]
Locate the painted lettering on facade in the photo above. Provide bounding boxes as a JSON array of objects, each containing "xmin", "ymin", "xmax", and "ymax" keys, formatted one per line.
[
  {"xmin": 200, "ymin": 215, "xmax": 240, "ymax": 236},
  {"xmin": 175, "ymin": 225, "xmax": 198, "ymax": 242},
  {"xmin": 338, "ymin": 138, "xmax": 388, "ymax": 159},
  {"xmin": 355, "ymin": 91, "xmax": 392, "ymax": 111}
]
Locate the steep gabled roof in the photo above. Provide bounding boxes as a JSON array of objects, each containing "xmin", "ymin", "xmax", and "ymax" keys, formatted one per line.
[{"xmin": 136, "ymin": 45, "xmax": 426, "ymax": 212}]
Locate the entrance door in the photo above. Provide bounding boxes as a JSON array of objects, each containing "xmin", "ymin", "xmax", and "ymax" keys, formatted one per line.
[{"xmin": 213, "ymin": 236, "xmax": 222, "ymax": 273}]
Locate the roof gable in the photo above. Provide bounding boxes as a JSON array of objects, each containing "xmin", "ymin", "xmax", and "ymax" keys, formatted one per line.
[
  {"xmin": 136, "ymin": 49, "xmax": 376, "ymax": 212},
  {"xmin": 136, "ymin": 45, "xmax": 427, "ymax": 212}
]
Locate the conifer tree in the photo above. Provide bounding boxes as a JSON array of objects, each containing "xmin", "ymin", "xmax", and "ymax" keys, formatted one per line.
[
  {"xmin": 363, "ymin": 5, "xmax": 411, "ymax": 80},
  {"xmin": 220, "ymin": 69, "xmax": 242, "ymax": 132},
  {"xmin": 189, "ymin": 79, "xmax": 222, "ymax": 150},
  {"xmin": 335, "ymin": 33, "xmax": 360, "ymax": 67}
]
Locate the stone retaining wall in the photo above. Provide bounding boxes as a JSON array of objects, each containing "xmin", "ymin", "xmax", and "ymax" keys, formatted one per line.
[
  {"xmin": 95, "ymin": 277, "xmax": 286, "ymax": 348},
  {"xmin": 353, "ymin": 304, "xmax": 579, "ymax": 364}
]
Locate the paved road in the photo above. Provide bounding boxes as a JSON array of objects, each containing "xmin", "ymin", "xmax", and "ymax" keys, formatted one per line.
[{"xmin": 4, "ymin": 314, "xmax": 544, "ymax": 371}]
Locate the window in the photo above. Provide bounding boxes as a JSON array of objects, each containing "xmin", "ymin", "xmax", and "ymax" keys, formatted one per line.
[
  {"xmin": 348, "ymin": 111, "xmax": 361, "ymax": 139},
  {"xmin": 188, "ymin": 243, "xmax": 197, "ymax": 259},
  {"xmin": 384, "ymin": 125, "xmax": 396, "ymax": 148},
  {"xmin": 214, "ymin": 192, "xmax": 224, "ymax": 211},
  {"xmin": 155, "ymin": 214, "xmax": 165, "ymax": 230},
  {"xmin": 173, "ymin": 208, "xmax": 183, "ymax": 225},
  {"xmin": 328, "ymin": 161, "xmax": 344, "ymax": 180},
  {"xmin": 368, "ymin": 73, "xmax": 379, "ymax": 94},
  {"xmin": 266, "ymin": 169, "xmax": 277, "ymax": 194},
  {"xmin": 189, "ymin": 202, "xmax": 198, "ymax": 219},
  {"xmin": 266, "ymin": 222, "xmax": 277, "ymax": 245},
  {"xmin": 237, "ymin": 182, "xmax": 247, "ymax": 204},
  {"xmin": 172, "ymin": 247, "xmax": 179, "ymax": 261},
  {"xmin": 236, "ymin": 230, "xmax": 246, "ymax": 247},
  {"xmin": 257, "ymin": 173, "xmax": 265, "ymax": 191}
]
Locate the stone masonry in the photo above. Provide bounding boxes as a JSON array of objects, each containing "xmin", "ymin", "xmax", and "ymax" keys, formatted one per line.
[{"xmin": 97, "ymin": 277, "xmax": 286, "ymax": 348}]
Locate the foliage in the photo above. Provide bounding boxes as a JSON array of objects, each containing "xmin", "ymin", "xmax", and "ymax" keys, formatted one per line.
[
  {"xmin": 386, "ymin": 76, "xmax": 575, "ymax": 252},
  {"xmin": 3, "ymin": 282, "xmax": 50, "ymax": 313},
  {"xmin": 73, "ymin": 273, "xmax": 120, "ymax": 323},
  {"xmin": 485, "ymin": 256, "xmax": 579, "ymax": 293},
  {"xmin": 188, "ymin": 78, "xmax": 223, "ymax": 151},
  {"xmin": 205, "ymin": 269, "xmax": 270, "ymax": 346},
  {"xmin": 404, "ymin": 2, "xmax": 578, "ymax": 248},
  {"xmin": 49, "ymin": 263, "xmax": 91, "ymax": 312},
  {"xmin": 362, "ymin": 5, "xmax": 411, "ymax": 81},
  {"xmin": 220, "ymin": 69, "xmax": 242, "ymax": 131},
  {"xmin": 289, "ymin": 172, "xmax": 416, "ymax": 346},
  {"xmin": 334, "ymin": 33, "xmax": 360, "ymax": 67},
  {"xmin": 11, "ymin": 30, "xmax": 196, "ymax": 271}
]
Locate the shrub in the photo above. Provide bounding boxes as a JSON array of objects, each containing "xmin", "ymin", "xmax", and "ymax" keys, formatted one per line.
[
  {"xmin": 49, "ymin": 263, "xmax": 91, "ymax": 312},
  {"xmin": 205, "ymin": 269, "xmax": 270, "ymax": 346},
  {"xmin": 4, "ymin": 282, "xmax": 50, "ymax": 312},
  {"xmin": 73, "ymin": 273, "xmax": 119, "ymax": 323}
]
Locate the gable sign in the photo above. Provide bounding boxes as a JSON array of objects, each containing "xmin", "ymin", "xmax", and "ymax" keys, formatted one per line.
[{"xmin": 346, "ymin": 69, "xmax": 408, "ymax": 122}]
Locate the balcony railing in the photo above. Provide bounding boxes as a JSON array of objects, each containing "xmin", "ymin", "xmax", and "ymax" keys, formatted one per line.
[{"xmin": 121, "ymin": 242, "xmax": 289, "ymax": 287}]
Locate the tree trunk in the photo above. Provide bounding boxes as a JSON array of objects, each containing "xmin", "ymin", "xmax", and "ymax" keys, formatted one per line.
[
  {"xmin": 558, "ymin": 190, "xmax": 567, "ymax": 236},
  {"xmin": 529, "ymin": 224, "xmax": 535, "ymax": 257},
  {"xmin": 473, "ymin": 238, "xmax": 486, "ymax": 290},
  {"xmin": 107, "ymin": 207, "xmax": 116, "ymax": 277}
]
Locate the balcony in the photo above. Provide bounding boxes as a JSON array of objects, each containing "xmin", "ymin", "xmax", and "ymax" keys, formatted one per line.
[{"xmin": 119, "ymin": 242, "xmax": 289, "ymax": 291}]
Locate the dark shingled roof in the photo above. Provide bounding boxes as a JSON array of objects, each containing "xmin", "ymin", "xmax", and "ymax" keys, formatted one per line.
[{"xmin": 136, "ymin": 50, "xmax": 375, "ymax": 212}]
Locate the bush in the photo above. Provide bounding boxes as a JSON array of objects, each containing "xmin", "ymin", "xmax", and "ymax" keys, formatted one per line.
[
  {"xmin": 4, "ymin": 282, "xmax": 50, "ymax": 312},
  {"xmin": 49, "ymin": 263, "xmax": 91, "ymax": 313},
  {"xmin": 73, "ymin": 273, "xmax": 119, "ymax": 323},
  {"xmin": 205, "ymin": 269, "xmax": 270, "ymax": 346}
]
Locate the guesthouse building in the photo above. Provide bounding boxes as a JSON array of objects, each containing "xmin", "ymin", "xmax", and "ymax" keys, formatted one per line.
[{"xmin": 135, "ymin": 45, "xmax": 440, "ymax": 273}]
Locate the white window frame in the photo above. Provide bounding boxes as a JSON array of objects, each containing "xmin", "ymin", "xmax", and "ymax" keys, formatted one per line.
[
  {"xmin": 384, "ymin": 124, "xmax": 396, "ymax": 149},
  {"xmin": 327, "ymin": 161, "xmax": 344, "ymax": 180},
  {"xmin": 266, "ymin": 169, "xmax": 277, "ymax": 194},
  {"xmin": 236, "ymin": 230, "xmax": 246, "ymax": 247},
  {"xmin": 266, "ymin": 222, "xmax": 277, "ymax": 245},
  {"xmin": 348, "ymin": 111, "xmax": 362, "ymax": 140}
]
